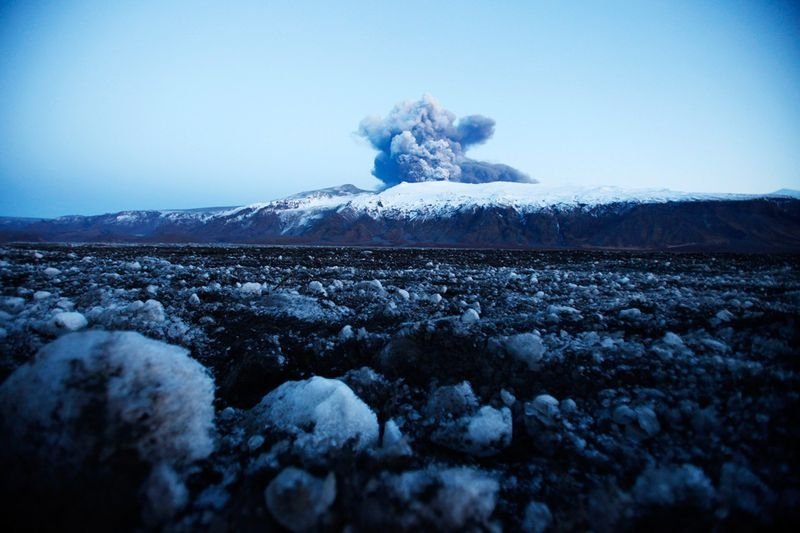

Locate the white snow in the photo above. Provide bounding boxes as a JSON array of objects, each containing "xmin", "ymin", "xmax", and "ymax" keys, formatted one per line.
[
  {"xmin": 341, "ymin": 181, "xmax": 756, "ymax": 220},
  {"xmin": 119, "ymin": 180, "xmax": 768, "ymax": 230},
  {"xmin": 249, "ymin": 376, "xmax": 379, "ymax": 455}
]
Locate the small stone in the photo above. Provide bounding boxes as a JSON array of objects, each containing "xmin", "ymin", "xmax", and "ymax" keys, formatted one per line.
[
  {"xmin": 635, "ymin": 406, "xmax": 660, "ymax": 437},
  {"xmin": 612, "ymin": 405, "xmax": 637, "ymax": 425},
  {"xmin": 522, "ymin": 501, "xmax": 553, "ymax": 533},
  {"xmin": 500, "ymin": 389, "xmax": 517, "ymax": 407},
  {"xmin": 663, "ymin": 332, "xmax": 684, "ymax": 347},
  {"xmin": 461, "ymin": 308, "xmax": 480, "ymax": 324},
  {"xmin": 220, "ymin": 406, "xmax": 237, "ymax": 421},
  {"xmin": 715, "ymin": 309, "xmax": 734, "ymax": 322},
  {"xmin": 619, "ymin": 308, "xmax": 642, "ymax": 319},
  {"xmin": 247, "ymin": 435, "xmax": 265, "ymax": 451},
  {"xmin": 381, "ymin": 419, "xmax": 412, "ymax": 457},
  {"xmin": 526, "ymin": 394, "xmax": 560, "ymax": 426},
  {"xmin": 560, "ymin": 398, "xmax": 577, "ymax": 415},
  {"xmin": 265, "ymin": 467, "xmax": 336, "ymax": 532},
  {"xmin": 308, "ymin": 281, "xmax": 327, "ymax": 296},
  {"xmin": 338, "ymin": 325, "xmax": 354, "ymax": 341},
  {"xmin": 52, "ymin": 311, "xmax": 88, "ymax": 332}
]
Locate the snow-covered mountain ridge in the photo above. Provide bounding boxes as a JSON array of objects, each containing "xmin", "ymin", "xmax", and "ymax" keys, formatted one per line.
[
  {"xmin": 31, "ymin": 182, "xmax": 796, "ymax": 225},
  {"xmin": 1, "ymin": 182, "xmax": 799, "ymax": 251},
  {"xmin": 193, "ymin": 181, "xmax": 781, "ymax": 222}
]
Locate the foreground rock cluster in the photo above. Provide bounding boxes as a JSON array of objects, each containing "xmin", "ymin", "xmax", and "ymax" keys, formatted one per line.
[{"xmin": 0, "ymin": 244, "xmax": 798, "ymax": 531}]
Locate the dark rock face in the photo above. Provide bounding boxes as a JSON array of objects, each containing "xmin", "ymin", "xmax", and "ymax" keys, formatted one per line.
[{"xmin": 2, "ymin": 198, "xmax": 799, "ymax": 252}]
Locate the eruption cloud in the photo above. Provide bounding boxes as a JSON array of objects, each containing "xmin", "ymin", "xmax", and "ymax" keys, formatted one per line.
[{"xmin": 358, "ymin": 95, "xmax": 534, "ymax": 187}]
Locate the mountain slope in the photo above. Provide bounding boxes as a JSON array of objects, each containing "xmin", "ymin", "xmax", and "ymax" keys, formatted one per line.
[{"xmin": 1, "ymin": 182, "xmax": 799, "ymax": 251}]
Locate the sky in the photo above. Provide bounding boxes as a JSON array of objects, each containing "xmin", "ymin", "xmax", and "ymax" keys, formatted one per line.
[{"xmin": 0, "ymin": 0, "xmax": 798, "ymax": 218}]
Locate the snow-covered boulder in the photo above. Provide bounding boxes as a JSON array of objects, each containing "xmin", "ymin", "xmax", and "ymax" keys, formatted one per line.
[
  {"xmin": 0, "ymin": 330, "xmax": 215, "ymax": 526},
  {"xmin": 432, "ymin": 405, "xmax": 513, "ymax": 457},
  {"xmin": 307, "ymin": 280, "xmax": 327, "ymax": 296},
  {"xmin": 0, "ymin": 330, "xmax": 215, "ymax": 473},
  {"xmin": 427, "ymin": 382, "xmax": 512, "ymax": 457},
  {"xmin": 239, "ymin": 282, "xmax": 263, "ymax": 297},
  {"xmin": 504, "ymin": 332, "xmax": 545, "ymax": 369},
  {"xmin": 249, "ymin": 376, "xmax": 379, "ymax": 455}
]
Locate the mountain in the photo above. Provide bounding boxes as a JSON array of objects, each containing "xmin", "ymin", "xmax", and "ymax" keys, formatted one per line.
[{"xmin": 2, "ymin": 182, "xmax": 799, "ymax": 252}]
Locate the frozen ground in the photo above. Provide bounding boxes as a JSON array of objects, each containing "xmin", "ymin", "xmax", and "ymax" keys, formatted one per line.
[{"xmin": 0, "ymin": 244, "xmax": 798, "ymax": 531}]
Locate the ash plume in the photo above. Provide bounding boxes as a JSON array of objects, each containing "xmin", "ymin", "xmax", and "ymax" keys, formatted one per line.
[{"xmin": 358, "ymin": 95, "xmax": 534, "ymax": 187}]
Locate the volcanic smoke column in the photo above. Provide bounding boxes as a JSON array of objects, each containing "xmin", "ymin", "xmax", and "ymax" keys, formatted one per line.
[{"xmin": 358, "ymin": 95, "xmax": 533, "ymax": 187}]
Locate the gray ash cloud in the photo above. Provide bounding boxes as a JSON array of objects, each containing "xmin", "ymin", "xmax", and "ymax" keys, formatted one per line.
[{"xmin": 358, "ymin": 95, "xmax": 533, "ymax": 187}]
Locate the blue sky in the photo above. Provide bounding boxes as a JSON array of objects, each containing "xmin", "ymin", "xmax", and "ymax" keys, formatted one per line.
[{"xmin": 1, "ymin": 0, "xmax": 798, "ymax": 217}]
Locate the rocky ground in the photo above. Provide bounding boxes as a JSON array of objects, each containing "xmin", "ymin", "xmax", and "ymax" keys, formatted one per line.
[{"xmin": 0, "ymin": 244, "xmax": 798, "ymax": 531}]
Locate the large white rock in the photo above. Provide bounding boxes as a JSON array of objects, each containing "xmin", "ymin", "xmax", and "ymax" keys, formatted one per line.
[
  {"xmin": 0, "ymin": 330, "xmax": 215, "ymax": 473},
  {"xmin": 250, "ymin": 376, "xmax": 379, "ymax": 455}
]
